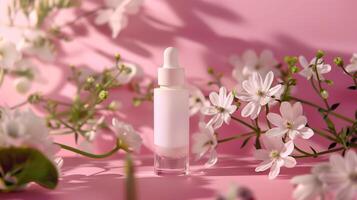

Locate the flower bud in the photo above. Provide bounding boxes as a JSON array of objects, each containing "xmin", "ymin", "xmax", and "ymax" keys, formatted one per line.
[
  {"xmin": 290, "ymin": 65, "xmax": 299, "ymax": 73},
  {"xmin": 207, "ymin": 67, "xmax": 214, "ymax": 75},
  {"xmin": 14, "ymin": 77, "xmax": 31, "ymax": 94},
  {"xmin": 316, "ymin": 50, "xmax": 325, "ymax": 59},
  {"xmin": 320, "ymin": 89, "xmax": 329, "ymax": 99},
  {"xmin": 98, "ymin": 90, "xmax": 109, "ymax": 101},
  {"xmin": 28, "ymin": 93, "xmax": 42, "ymax": 104},
  {"xmin": 325, "ymin": 80, "xmax": 334, "ymax": 85},
  {"xmin": 115, "ymin": 53, "xmax": 121, "ymax": 61},
  {"xmin": 333, "ymin": 57, "xmax": 344, "ymax": 67},
  {"xmin": 284, "ymin": 56, "xmax": 298, "ymax": 66},
  {"xmin": 86, "ymin": 76, "xmax": 95, "ymax": 84}
]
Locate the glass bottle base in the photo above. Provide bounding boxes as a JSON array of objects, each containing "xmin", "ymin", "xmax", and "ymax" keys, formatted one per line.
[{"xmin": 154, "ymin": 153, "xmax": 189, "ymax": 176}]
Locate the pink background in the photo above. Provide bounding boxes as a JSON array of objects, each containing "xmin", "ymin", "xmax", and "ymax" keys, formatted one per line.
[{"xmin": 1, "ymin": 0, "xmax": 357, "ymax": 199}]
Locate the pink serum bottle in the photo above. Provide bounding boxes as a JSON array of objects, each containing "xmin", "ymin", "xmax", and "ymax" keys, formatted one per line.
[{"xmin": 154, "ymin": 47, "xmax": 189, "ymax": 175}]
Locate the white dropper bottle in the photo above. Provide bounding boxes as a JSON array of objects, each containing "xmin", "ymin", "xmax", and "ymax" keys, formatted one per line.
[{"xmin": 154, "ymin": 47, "xmax": 189, "ymax": 175}]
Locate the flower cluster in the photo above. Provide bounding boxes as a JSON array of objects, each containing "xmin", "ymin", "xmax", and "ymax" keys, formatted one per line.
[{"xmin": 190, "ymin": 49, "xmax": 356, "ymax": 184}]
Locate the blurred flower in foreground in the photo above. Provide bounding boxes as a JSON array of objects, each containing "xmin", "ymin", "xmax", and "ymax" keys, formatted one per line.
[
  {"xmin": 254, "ymin": 137, "xmax": 296, "ymax": 179},
  {"xmin": 0, "ymin": 38, "xmax": 22, "ymax": 69},
  {"xmin": 230, "ymin": 49, "xmax": 278, "ymax": 85},
  {"xmin": 298, "ymin": 56, "xmax": 331, "ymax": 80},
  {"xmin": 0, "ymin": 108, "xmax": 61, "ymax": 191},
  {"xmin": 11, "ymin": 59, "xmax": 45, "ymax": 94},
  {"xmin": 188, "ymin": 86, "xmax": 209, "ymax": 116},
  {"xmin": 216, "ymin": 183, "xmax": 255, "ymax": 200},
  {"xmin": 236, "ymin": 71, "xmax": 281, "ymax": 119},
  {"xmin": 291, "ymin": 163, "xmax": 331, "ymax": 200},
  {"xmin": 17, "ymin": 30, "xmax": 56, "ymax": 61},
  {"xmin": 112, "ymin": 118, "xmax": 142, "ymax": 153},
  {"xmin": 320, "ymin": 150, "xmax": 357, "ymax": 200},
  {"xmin": 192, "ymin": 122, "xmax": 217, "ymax": 168},
  {"xmin": 291, "ymin": 150, "xmax": 357, "ymax": 200},
  {"xmin": 201, "ymin": 87, "xmax": 237, "ymax": 130},
  {"xmin": 346, "ymin": 53, "xmax": 357, "ymax": 73},
  {"xmin": 95, "ymin": 0, "xmax": 144, "ymax": 38},
  {"xmin": 266, "ymin": 102, "xmax": 314, "ymax": 140}
]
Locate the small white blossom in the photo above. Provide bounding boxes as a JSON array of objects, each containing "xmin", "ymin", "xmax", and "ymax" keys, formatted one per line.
[
  {"xmin": 230, "ymin": 49, "xmax": 278, "ymax": 85},
  {"xmin": 192, "ymin": 122, "xmax": 218, "ymax": 168},
  {"xmin": 188, "ymin": 86, "xmax": 209, "ymax": 116},
  {"xmin": 320, "ymin": 150, "xmax": 357, "ymax": 200},
  {"xmin": 112, "ymin": 118, "xmax": 142, "ymax": 153},
  {"xmin": 0, "ymin": 108, "xmax": 59, "ymax": 158},
  {"xmin": 346, "ymin": 53, "xmax": 357, "ymax": 74},
  {"xmin": 299, "ymin": 56, "xmax": 331, "ymax": 80},
  {"xmin": 201, "ymin": 87, "xmax": 237, "ymax": 130},
  {"xmin": 12, "ymin": 59, "xmax": 44, "ymax": 94},
  {"xmin": 254, "ymin": 137, "xmax": 296, "ymax": 179},
  {"xmin": 266, "ymin": 102, "xmax": 314, "ymax": 140},
  {"xmin": 236, "ymin": 71, "xmax": 281, "ymax": 119},
  {"xmin": 0, "ymin": 38, "xmax": 22, "ymax": 69},
  {"xmin": 95, "ymin": 0, "xmax": 143, "ymax": 38},
  {"xmin": 291, "ymin": 163, "xmax": 331, "ymax": 200},
  {"xmin": 17, "ymin": 30, "xmax": 55, "ymax": 61}
]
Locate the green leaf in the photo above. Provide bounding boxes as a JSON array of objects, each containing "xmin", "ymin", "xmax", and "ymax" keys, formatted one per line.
[
  {"xmin": 0, "ymin": 147, "xmax": 58, "ymax": 191},
  {"xmin": 240, "ymin": 136, "xmax": 252, "ymax": 149},
  {"xmin": 328, "ymin": 142, "xmax": 337, "ymax": 150},
  {"xmin": 330, "ymin": 103, "xmax": 340, "ymax": 111},
  {"xmin": 348, "ymin": 85, "xmax": 356, "ymax": 90}
]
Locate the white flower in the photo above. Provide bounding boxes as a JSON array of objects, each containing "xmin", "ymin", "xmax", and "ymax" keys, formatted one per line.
[
  {"xmin": 188, "ymin": 86, "xmax": 209, "ymax": 116},
  {"xmin": 230, "ymin": 49, "xmax": 278, "ymax": 84},
  {"xmin": 299, "ymin": 56, "xmax": 331, "ymax": 80},
  {"xmin": 216, "ymin": 184, "xmax": 255, "ymax": 200},
  {"xmin": 17, "ymin": 30, "xmax": 55, "ymax": 61},
  {"xmin": 95, "ymin": 0, "xmax": 143, "ymax": 38},
  {"xmin": 0, "ymin": 38, "xmax": 22, "ymax": 69},
  {"xmin": 266, "ymin": 102, "xmax": 314, "ymax": 140},
  {"xmin": 201, "ymin": 87, "xmax": 237, "ymax": 130},
  {"xmin": 254, "ymin": 137, "xmax": 296, "ymax": 179},
  {"xmin": 116, "ymin": 61, "xmax": 142, "ymax": 84},
  {"xmin": 320, "ymin": 150, "xmax": 357, "ymax": 200},
  {"xmin": 0, "ymin": 108, "xmax": 59, "ymax": 158},
  {"xmin": 112, "ymin": 118, "xmax": 142, "ymax": 153},
  {"xmin": 192, "ymin": 122, "xmax": 218, "ymax": 168},
  {"xmin": 236, "ymin": 71, "xmax": 281, "ymax": 119},
  {"xmin": 346, "ymin": 53, "xmax": 357, "ymax": 74},
  {"xmin": 291, "ymin": 163, "xmax": 331, "ymax": 200}
]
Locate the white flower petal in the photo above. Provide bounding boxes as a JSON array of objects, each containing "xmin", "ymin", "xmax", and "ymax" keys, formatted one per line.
[
  {"xmin": 255, "ymin": 159, "xmax": 273, "ymax": 172},
  {"xmin": 346, "ymin": 64, "xmax": 357, "ymax": 73},
  {"xmin": 329, "ymin": 154, "xmax": 347, "ymax": 172},
  {"xmin": 265, "ymin": 127, "xmax": 286, "ymax": 138},
  {"xmin": 345, "ymin": 150, "xmax": 357, "ymax": 172},
  {"xmin": 263, "ymin": 71, "xmax": 274, "ymax": 91},
  {"xmin": 267, "ymin": 113, "xmax": 284, "ymax": 127},
  {"xmin": 242, "ymin": 49, "xmax": 258, "ymax": 67},
  {"xmin": 335, "ymin": 183, "xmax": 356, "ymax": 200},
  {"xmin": 204, "ymin": 149, "xmax": 218, "ymax": 168},
  {"xmin": 280, "ymin": 102, "xmax": 293, "ymax": 121},
  {"xmin": 298, "ymin": 127, "xmax": 314, "ymax": 139},
  {"xmin": 281, "ymin": 140, "xmax": 295, "ymax": 157},
  {"xmin": 292, "ymin": 102, "xmax": 303, "ymax": 118},
  {"xmin": 209, "ymin": 91, "xmax": 220, "ymax": 106},
  {"xmin": 201, "ymin": 106, "xmax": 218, "ymax": 116},
  {"xmin": 268, "ymin": 159, "xmax": 284, "ymax": 179},
  {"xmin": 241, "ymin": 102, "xmax": 255, "ymax": 118},
  {"xmin": 283, "ymin": 156, "xmax": 296, "ymax": 168}
]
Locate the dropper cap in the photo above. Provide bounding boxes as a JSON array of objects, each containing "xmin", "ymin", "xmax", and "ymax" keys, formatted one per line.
[{"xmin": 158, "ymin": 47, "xmax": 185, "ymax": 86}]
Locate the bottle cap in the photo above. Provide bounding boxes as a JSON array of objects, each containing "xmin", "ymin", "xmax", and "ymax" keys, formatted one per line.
[{"xmin": 158, "ymin": 47, "xmax": 185, "ymax": 86}]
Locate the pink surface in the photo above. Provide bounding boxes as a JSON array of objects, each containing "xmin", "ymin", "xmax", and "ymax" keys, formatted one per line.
[{"xmin": 1, "ymin": 0, "xmax": 357, "ymax": 199}]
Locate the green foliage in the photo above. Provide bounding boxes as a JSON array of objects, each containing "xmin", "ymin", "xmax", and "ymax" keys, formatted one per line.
[{"xmin": 0, "ymin": 147, "xmax": 58, "ymax": 192}]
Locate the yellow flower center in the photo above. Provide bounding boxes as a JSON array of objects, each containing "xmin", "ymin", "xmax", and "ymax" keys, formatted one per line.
[
  {"xmin": 215, "ymin": 106, "xmax": 225, "ymax": 113},
  {"xmin": 286, "ymin": 121, "xmax": 293, "ymax": 129},
  {"xmin": 270, "ymin": 150, "xmax": 280, "ymax": 159},
  {"xmin": 257, "ymin": 90, "xmax": 264, "ymax": 96}
]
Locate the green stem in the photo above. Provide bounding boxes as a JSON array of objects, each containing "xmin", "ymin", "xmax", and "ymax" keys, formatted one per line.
[
  {"xmin": 54, "ymin": 142, "xmax": 121, "ymax": 159},
  {"xmin": 265, "ymin": 105, "xmax": 272, "ymax": 129},
  {"xmin": 293, "ymin": 147, "xmax": 345, "ymax": 158},
  {"xmin": 231, "ymin": 116, "xmax": 257, "ymax": 131},
  {"xmin": 311, "ymin": 128, "xmax": 337, "ymax": 141},
  {"xmin": 217, "ymin": 132, "xmax": 256, "ymax": 143},
  {"xmin": 312, "ymin": 59, "xmax": 330, "ymax": 109},
  {"xmin": 290, "ymin": 96, "xmax": 354, "ymax": 123}
]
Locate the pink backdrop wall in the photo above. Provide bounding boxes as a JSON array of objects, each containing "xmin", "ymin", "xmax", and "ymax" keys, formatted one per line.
[{"xmin": 1, "ymin": 0, "xmax": 357, "ymax": 155}]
